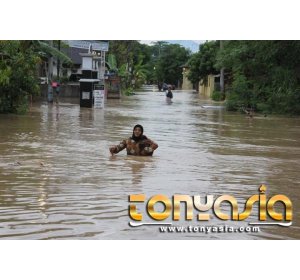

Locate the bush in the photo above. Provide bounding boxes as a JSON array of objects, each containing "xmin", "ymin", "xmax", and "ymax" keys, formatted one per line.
[
  {"xmin": 218, "ymin": 41, "xmax": 300, "ymax": 115},
  {"xmin": 123, "ymin": 87, "xmax": 135, "ymax": 96},
  {"xmin": 225, "ymin": 91, "xmax": 241, "ymax": 111},
  {"xmin": 211, "ymin": 90, "xmax": 225, "ymax": 101},
  {"xmin": 59, "ymin": 75, "xmax": 69, "ymax": 84},
  {"xmin": 256, "ymin": 102, "xmax": 272, "ymax": 114},
  {"xmin": 0, "ymin": 41, "xmax": 40, "ymax": 114},
  {"xmin": 225, "ymin": 73, "xmax": 253, "ymax": 111}
]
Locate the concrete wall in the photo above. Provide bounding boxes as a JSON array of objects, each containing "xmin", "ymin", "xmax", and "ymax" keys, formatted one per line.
[
  {"xmin": 40, "ymin": 83, "xmax": 121, "ymax": 100},
  {"xmin": 40, "ymin": 84, "xmax": 80, "ymax": 98},
  {"xmin": 182, "ymin": 69, "xmax": 194, "ymax": 90},
  {"xmin": 199, "ymin": 75, "xmax": 215, "ymax": 97},
  {"xmin": 60, "ymin": 84, "xmax": 80, "ymax": 97}
]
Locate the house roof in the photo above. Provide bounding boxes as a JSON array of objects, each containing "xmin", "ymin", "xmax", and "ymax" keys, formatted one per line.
[
  {"xmin": 64, "ymin": 47, "xmax": 88, "ymax": 65},
  {"xmin": 65, "ymin": 40, "xmax": 109, "ymax": 51},
  {"xmin": 62, "ymin": 40, "xmax": 109, "ymax": 65},
  {"xmin": 63, "ymin": 47, "xmax": 111, "ymax": 69}
]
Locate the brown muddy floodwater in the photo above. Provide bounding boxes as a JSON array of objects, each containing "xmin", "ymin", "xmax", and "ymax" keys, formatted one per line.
[{"xmin": 0, "ymin": 90, "xmax": 299, "ymax": 239}]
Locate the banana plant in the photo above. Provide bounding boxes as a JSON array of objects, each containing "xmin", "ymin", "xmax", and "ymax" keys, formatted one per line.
[
  {"xmin": 107, "ymin": 54, "xmax": 118, "ymax": 71},
  {"xmin": 132, "ymin": 54, "xmax": 149, "ymax": 88},
  {"xmin": 34, "ymin": 40, "xmax": 72, "ymax": 65}
]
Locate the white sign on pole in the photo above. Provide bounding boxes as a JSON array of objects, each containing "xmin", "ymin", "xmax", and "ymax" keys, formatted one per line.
[{"xmin": 93, "ymin": 90, "xmax": 105, "ymax": 109}]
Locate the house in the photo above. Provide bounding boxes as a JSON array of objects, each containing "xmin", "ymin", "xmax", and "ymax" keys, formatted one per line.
[
  {"xmin": 39, "ymin": 40, "xmax": 109, "ymax": 82},
  {"xmin": 39, "ymin": 40, "xmax": 122, "ymax": 99},
  {"xmin": 62, "ymin": 40, "xmax": 109, "ymax": 80}
]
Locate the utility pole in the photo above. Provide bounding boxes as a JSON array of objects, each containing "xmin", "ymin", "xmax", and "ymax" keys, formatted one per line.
[
  {"xmin": 57, "ymin": 40, "xmax": 61, "ymax": 80},
  {"xmin": 48, "ymin": 40, "xmax": 53, "ymax": 82},
  {"xmin": 220, "ymin": 40, "xmax": 225, "ymax": 94},
  {"xmin": 47, "ymin": 40, "xmax": 54, "ymax": 102}
]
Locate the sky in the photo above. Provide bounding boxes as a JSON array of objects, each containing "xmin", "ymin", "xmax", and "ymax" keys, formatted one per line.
[{"xmin": 140, "ymin": 40, "xmax": 205, "ymax": 53}]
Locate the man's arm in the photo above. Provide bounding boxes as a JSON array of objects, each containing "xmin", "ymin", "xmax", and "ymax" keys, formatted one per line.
[
  {"xmin": 109, "ymin": 139, "xmax": 127, "ymax": 155},
  {"xmin": 143, "ymin": 138, "xmax": 158, "ymax": 153}
]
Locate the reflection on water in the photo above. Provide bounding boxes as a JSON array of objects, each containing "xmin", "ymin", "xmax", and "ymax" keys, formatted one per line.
[{"xmin": 0, "ymin": 92, "xmax": 299, "ymax": 239}]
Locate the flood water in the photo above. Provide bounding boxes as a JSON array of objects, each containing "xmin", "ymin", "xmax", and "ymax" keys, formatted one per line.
[{"xmin": 0, "ymin": 90, "xmax": 299, "ymax": 239}]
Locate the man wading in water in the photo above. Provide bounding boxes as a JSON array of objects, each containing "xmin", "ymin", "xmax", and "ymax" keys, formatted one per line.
[
  {"xmin": 166, "ymin": 86, "xmax": 173, "ymax": 103},
  {"xmin": 109, "ymin": 124, "xmax": 158, "ymax": 156}
]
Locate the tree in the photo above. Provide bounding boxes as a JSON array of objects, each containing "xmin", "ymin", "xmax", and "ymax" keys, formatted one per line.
[
  {"xmin": 107, "ymin": 41, "xmax": 191, "ymax": 91},
  {"xmin": 188, "ymin": 40, "xmax": 300, "ymax": 115},
  {"xmin": 35, "ymin": 40, "xmax": 72, "ymax": 81},
  {"xmin": 108, "ymin": 40, "xmax": 141, "ymax": 89},
  {"xmin": 187, "ymin": 40, "xmax": 219, "ymax": 86},
  {"xmin": 154, "ymin": 42, "xmax": 191, "ymax": 86},
  {"xmin": 216, "ymin": 40, "xmax": 300, "ymax": 114},
  {"xmin": 0, "ymin": 41, "xmax": 40, "ymax": 113},
  {"xmin": 0, "ymin": 40, "xmax": 73, "ymax": 114},
  {"xmin": 186, "ymin": 51, "xmax": 202, "ymax": 86}
]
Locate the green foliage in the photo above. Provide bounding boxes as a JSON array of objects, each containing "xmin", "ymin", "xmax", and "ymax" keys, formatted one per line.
[
  {"xmin": 36, "ymin": 41, "xmax": 72, "ymax": 65},
  {"xmin": 0, "ymin": 41, "xmax": 40, "ymax": 114},
  {"xmin": 186, "ymin": 52, "xmax": 201, "ymax": 84},
  {"xmin": 187, "ymin": 41, "xmax": 219, "ymax": 84},
  {"xmin": 108, "ymin": 41, "xmax": 148, "ymax": 88},
  {"xmin": 154, "ymin": 42, "xmax": 191, "ymax": 85},
  {"xmin": 211, "ymin": 90, "xmax": 225, "ymax": 101},
  {"xmin": 58, "ymin": 75, "xmax": 69, "ymax": 84},
  {"xmin": 108, "ymin": 41, "xmax": 136, "ymax": 69},
  {"xmin": 225, "ymin": 91, "xmax": 240, "ymax": 111},
  {"xmin": 225, "ymin": 72, "xmax": 252, "ymax": 111},
  {"xmin": 123, "ymin": 87, "xmax": 134, "ymax": 96},
  {"xmin": 108, "ymin": 40, "xmax": 191, "ymax": 92},
  {"xmin": 186, "ymin": 40, "xmax": 300, "ymax": 115},
  {"xmin": 219, "ymin": 41, "xmax": 300, "ymax": 115},
  {"xmin": 107, "ymin": 54, "xmax": 117, "ymax": 71},
  {"xmin": 0, "ymin": 40, "xmax": 72, "ymax": 114},
  {"xmin": 132, "ymin": 54, "xmax": 150, "ymax": 89}
]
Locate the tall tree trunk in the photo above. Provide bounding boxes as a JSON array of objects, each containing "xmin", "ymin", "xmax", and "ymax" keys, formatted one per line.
[{"xmin": 220, "ymin": 40, "xmax": 225, "ymax": 94}]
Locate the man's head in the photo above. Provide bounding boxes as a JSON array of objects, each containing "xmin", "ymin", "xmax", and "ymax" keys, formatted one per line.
[{"xmin": 133, "ymin": 124, "xmax": 143, "ymax": 138}]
